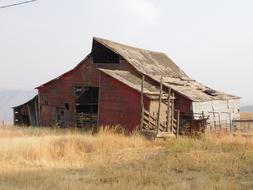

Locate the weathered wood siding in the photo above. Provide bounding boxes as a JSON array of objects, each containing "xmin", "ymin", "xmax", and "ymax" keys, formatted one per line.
[
  {"xmin": 99, "ymin": 72, "xmax": 150, "ymax": 131},
  {"xmin": 192, "ymin": 99, "xmax": 240, "ymax": 125},
  {"xmin": 149, "ymin": 100, "xmax": 167, "ymax": 126},
  {"xmin": 38, "ymin": 56, "xmax": 140, "ymax": 127},
  {"xmin": 174, "ymin": 93, "xmax": 192, "ymax": 114}
]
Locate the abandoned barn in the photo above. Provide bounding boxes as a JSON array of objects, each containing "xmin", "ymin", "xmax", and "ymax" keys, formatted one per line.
[{"xmin": 13, "ymin": 37, "xmax": 240, "ymax": 135}]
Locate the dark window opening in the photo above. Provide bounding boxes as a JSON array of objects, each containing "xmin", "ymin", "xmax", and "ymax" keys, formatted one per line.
[
  {"xmin": 76, "ymin": 105, "xmax": 98, "ymax": 114},
  {"xmin": 74, "ymin": 86, "xmax": 82, "ymax": 96},
  {"xmin": 76, "ymin": 87, "xmax": 99, "ymax": 107},
  {"xmin": 65, "ymin": 103, "xmax": 69, "ymax": 110},
  {"xmin": 45, "ymin": 101, "xmax": 48, "ymax": 105},
  {"xmin": 92, "ymin": 41, "xmax": 119, "ymax": 64}
]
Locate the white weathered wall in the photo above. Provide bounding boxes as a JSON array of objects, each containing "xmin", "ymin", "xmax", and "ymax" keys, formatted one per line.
[{"xmin": 192, "ymin": 99, "xmax": 240, "ymax": 126}]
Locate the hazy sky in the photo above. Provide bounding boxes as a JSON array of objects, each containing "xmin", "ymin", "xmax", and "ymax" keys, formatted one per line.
[{"xmin": 1, "ymin": 0, "xmax": 253, "ymax": 105}]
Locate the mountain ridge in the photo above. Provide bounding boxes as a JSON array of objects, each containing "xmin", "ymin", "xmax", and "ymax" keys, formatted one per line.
[{"xmin": 240, "ymin": 105, "xmax": 253, "ymax": 112}]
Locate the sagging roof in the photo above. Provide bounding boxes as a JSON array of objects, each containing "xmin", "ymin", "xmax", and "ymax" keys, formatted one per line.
[
  {"xmin": 99, "ymin": 69, "xmax": 167, "ymax": 99},
  {"xmin": 36, "ymin": 37, "xmax": 239, "ymax": 102},
  {"xmin": 151, "ymin": 76, "xmax": 239, "ymax": 101},
  {"xmin": 94, "ymin": 37, "xmax": 239, "ymax": 102},
  {"xmin": 93, "ymin": 37, "xmax": 190, "ymax": 79},
  {"xmin": 13, "ymin": 95, "xmax": 38, "ymax": 109}
]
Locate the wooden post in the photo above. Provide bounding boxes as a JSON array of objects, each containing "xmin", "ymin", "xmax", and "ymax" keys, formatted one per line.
[
  {"xmin": 34, "ymin": 98, "xmax": 39, "ymax": 126},
  {"xmin": 218, "ymin": 112, "xmax": 221, "ymax": 130},
  {"xmin": 37, "ymin": 93, "xmax": 41, "ymax": 126},
  {"xmin": 228, "ymin": 112, "xmax": 232, "ymax": 132},
  {"xmin": 201, "ymin": 111, "xmax": 205, "ymax": 132},
  {"xmin": 176, "ymin": 110, "xmax": 180, "ymax": 138},
  {"xmin": 171, "ymin": 93, "xmax": 175, "ymax": 133},
  {"xmin": 140, "ymin": 75, "xmax": 145, "ymax": 129},
  {"xmin": 166, "ymin": 88, "xmax": 171, "ymax": 132},
  {"xmin": 27, "ymin": 104, "xmax": 32, "ymax": 126},
  {"xmin": 156, "ymin": 76, "xmax": 163, "ymax": 135},
  {"xmin": 213, "ymin": 112, "xmax": 216, "ymax": 131}
]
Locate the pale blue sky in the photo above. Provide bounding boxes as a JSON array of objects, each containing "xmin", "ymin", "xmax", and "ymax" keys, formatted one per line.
[{"xmin": 0, "ymin": 0, "xmax": 253, "ymax": 105}]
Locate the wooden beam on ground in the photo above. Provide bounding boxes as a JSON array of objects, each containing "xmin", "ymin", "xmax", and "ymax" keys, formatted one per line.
[{"xmin": 157, "ymin": 132, "xmax": 175, "ymax": 138}]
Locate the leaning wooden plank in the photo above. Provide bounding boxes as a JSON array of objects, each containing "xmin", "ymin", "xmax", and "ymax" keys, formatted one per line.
[
  {"xmin": 176, "ymin": 110, "xmax": 180, "ymax": 138},
  {"xmin": 171, "ymin": 93, "xmax": 175, "ymax": 132}
]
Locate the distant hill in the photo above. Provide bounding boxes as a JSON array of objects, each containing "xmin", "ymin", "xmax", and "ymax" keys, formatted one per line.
[
  {"xmin": 0, "ymin": 90, "xmax": 36, "ymax": 124},
  {"xmin": 240, "ymin": 105, "xmax": 253, "ymax": 112}
]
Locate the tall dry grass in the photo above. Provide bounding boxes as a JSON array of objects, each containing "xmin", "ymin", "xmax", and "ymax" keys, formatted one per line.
[
  {"xmin": 0, "ymin": 127, "xmax": 155, "ymax": 170},
  {"xmin": 0, "ymin": 127, "xmax": 252, "ymax": 190}
]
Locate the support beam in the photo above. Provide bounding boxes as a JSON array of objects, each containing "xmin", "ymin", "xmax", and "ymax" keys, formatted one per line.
[
  {"xmin": 27, "ymin": 104, "xmax": 32, "ymax": 126},
  {"xmin": 176, "ymin": 110, "xmax": 180, "ymax": 138},
  {"xmin": 140, "ymin": 75, "xmax": 145, "ymax": 129},
  {"xmin": 166, "ymin": 88, "xmax": 171, "ymax": 132},
  {"xmin": 171, "ymin": 93, "xmax": 175, "ymax": 133},
  {"xmin": 156, "ymin": 76, "xmax": 163, "ymax": 135},
  {"xmin": 34, "ymin": 98, "xmax": 39, "ymax": 126}
]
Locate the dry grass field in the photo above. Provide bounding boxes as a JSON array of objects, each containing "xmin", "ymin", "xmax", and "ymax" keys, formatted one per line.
[
  {"xmin": 0, "ymin": 127, "xmax": 252, "ymax": 190},
  {"xmin": 240, "ymin": 112, "xmax": 253, "ymax": 120}
]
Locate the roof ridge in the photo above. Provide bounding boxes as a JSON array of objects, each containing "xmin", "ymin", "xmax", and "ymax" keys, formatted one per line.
[{"xmin": 93, "ymin": 36, "xmax": 165, "ymax": 55}]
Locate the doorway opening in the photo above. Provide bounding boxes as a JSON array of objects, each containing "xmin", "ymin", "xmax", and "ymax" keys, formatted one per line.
[{"xmin": 75, "ymin": 87, "xmax": 99, "ymax": 128}]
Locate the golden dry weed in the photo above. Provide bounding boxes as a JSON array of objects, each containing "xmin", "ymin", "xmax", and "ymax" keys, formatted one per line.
[{"xmin": 0, "ymin": 127, "xmax": 252, "ymax": 190}]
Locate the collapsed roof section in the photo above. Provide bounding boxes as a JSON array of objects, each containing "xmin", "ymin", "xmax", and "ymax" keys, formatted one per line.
[
  {"xmin": 151, "ymin": 76, "xmax": 239, "ymax": 102},
  {"xmin": 94, "ymin": 37, "xmax": 239, "ymax": 102},
  {"xmin": 35, "ymin": 37, "xmax": 239, "ymax": 102}
]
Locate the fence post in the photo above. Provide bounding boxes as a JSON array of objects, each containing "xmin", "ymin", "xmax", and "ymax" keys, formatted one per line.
[{"xmin": 229, "ymin": 112, "xmax": 232, "ymax": 132}]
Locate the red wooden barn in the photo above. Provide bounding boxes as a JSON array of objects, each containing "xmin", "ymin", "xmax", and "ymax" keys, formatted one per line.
[{"xmin": 13, "ymin": 37, "xmax": 240, "ymax": 134}]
